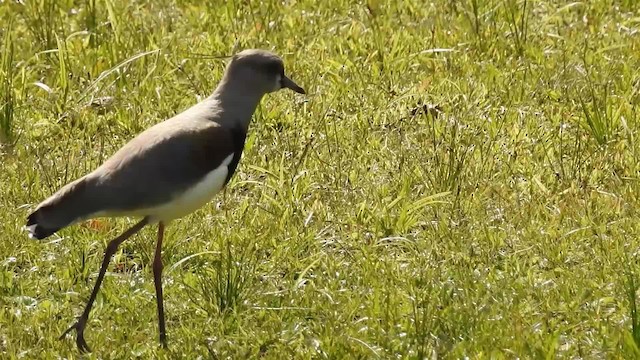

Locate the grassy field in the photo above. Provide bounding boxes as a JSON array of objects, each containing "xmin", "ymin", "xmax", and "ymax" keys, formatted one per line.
[{"xmin": 1, "ymin": 0, "xmax": 640, "ymax": 358}]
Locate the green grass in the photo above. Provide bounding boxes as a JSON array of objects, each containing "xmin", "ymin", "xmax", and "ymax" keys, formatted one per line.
[{"xmin": 1, "ymin": 0, "xmax": 640, "ymax": 358}]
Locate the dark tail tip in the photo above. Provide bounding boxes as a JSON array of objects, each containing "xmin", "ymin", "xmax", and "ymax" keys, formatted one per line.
[{"xmin": 26, "ymin": 210, "xmax": 60, "ymax": 240}]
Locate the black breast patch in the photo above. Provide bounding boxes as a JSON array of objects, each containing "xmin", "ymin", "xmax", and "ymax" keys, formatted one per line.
[{"xmin": 224, "ymin": 125, "xmax": 247, "ymax": 185}]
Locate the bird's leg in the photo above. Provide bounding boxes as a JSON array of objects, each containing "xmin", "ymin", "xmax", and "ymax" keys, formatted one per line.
[
  {"xmin": 60, "ymin": 217, "xmax": 149, "ymax": 353},
  {"xmin": 153, "ymin": 221, "xmax": 167, "ymax": 348}
]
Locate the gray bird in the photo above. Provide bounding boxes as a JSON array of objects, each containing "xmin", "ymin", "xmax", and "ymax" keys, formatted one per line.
[{"xmin": 25, "ymin": 49, "xmax": 306, "ymax": 352}]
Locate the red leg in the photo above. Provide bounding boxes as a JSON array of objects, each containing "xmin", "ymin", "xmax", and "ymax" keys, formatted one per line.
[
  {"xmin": 60, "ymin": 218, "xmax": 148, "ymax": 352},
  {"xmin": 153, "ymin": 222, "xmax": 167, "ymax": 347}
]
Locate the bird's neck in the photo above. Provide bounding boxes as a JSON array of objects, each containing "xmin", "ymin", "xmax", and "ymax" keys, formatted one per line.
[{"xmin": 208, "ymin": 77, "xmax": 264, "ymax": 130}]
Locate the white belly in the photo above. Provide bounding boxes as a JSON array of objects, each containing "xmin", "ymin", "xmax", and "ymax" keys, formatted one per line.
[{"xmin": 123, "ymin": 154, "xmax": 233, "ymax": 223}]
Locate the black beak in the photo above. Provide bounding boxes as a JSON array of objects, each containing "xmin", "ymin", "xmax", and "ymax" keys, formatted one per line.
[{"xmin": 281, "ymin": 75, "xmax": 306, "ymax": 94}]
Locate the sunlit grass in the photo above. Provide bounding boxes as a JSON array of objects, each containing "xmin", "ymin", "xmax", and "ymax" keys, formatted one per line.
[{"xmin": 1, "ymin": 0, "xmax": 640, "ymax": 358}]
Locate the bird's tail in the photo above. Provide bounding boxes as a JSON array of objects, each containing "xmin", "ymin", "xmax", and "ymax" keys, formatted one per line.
[{"xmin": 26, "ymin": 177, "xmax": 95, "ymax": 240}]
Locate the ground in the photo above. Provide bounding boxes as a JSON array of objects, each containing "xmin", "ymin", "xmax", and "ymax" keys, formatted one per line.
[{"xmin": 1, "ymin": 0, "xmax": 640, "ymax": 358}]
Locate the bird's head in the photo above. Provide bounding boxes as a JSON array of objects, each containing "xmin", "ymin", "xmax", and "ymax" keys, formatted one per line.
[{"xmin": 224, "ymin": 49, "xmax": 306, "ymax": 96}]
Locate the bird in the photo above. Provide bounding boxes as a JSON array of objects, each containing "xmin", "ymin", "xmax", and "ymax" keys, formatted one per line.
[{"xmin": 25, "ymin": 49, "xmax": 306, "ymax": 352}]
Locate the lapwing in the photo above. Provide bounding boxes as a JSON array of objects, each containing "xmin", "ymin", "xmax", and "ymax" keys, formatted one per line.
[{"xmin": 25, "ymin": 49, "xmax": 305, "ymax": 352}]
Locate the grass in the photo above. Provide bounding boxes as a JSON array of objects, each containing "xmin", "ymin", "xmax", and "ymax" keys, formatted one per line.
[
  {"xmin": 1, "ymin": 0, "xmax": 640, "ymax": 358},
  {"xmin": 0, "ymin": 17, "xmax": 14, "ymax": 143}
]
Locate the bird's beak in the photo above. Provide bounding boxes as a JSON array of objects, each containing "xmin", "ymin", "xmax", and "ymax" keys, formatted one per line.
[{"xmin": 281, "ymin": 75, "xmax": 306, "ymax": 94}]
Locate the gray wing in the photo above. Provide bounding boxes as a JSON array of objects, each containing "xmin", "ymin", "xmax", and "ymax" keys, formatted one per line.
[
  {"xmin": 26, "ymin": 118, "xmax": 246, "ymax": 239},
  {"xmin": 90, "ymin": 119, "xmax": 244, "ymax": 213}
]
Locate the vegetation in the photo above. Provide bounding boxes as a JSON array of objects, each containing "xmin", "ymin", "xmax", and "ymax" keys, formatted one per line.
[{"xmin": 1, "ymin": 0, "xmax": 640, "ymax": 358}]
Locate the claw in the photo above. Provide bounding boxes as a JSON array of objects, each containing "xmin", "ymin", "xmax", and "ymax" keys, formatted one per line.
[{"xmin": 60, "ymin": 320, "xmax": 92, "ymax": 353}]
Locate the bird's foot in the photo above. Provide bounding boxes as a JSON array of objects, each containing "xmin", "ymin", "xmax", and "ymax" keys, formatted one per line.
[
  {"xmin": 60, "ymin": 318, "xmax": 91, "ymax": 353},
  {"xmin": 160, "ymin": 333, "xmax": 168, "ymax": 349}
]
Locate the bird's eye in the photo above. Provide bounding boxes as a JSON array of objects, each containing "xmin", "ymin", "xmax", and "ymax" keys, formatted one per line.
[{"xmin": 264, "ymin": 61, "xmax": 284, "ymax": 77}]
